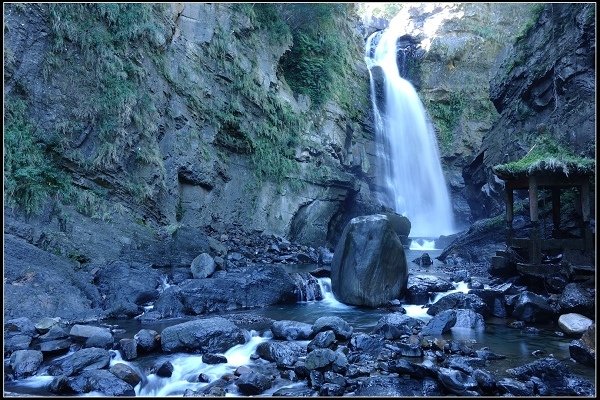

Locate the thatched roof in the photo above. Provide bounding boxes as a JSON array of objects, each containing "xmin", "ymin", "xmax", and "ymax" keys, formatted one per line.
[{"xmin": 492, "ymin": 136, "xmax": 595, "ymax": 181}]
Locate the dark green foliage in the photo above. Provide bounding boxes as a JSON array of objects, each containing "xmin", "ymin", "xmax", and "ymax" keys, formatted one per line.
[
  {"xmin": 46, "ymin": 4, "xmax": 171, "ymax": 201},
  {"xmin": 279, "ymin": 4, "xmax": 360, "ymax": 109},
  {"xmin": 193, "ymin": 12, "xmax": 306, "ymax": 186},
  {"xmin": 282, "ymin": 32, "xmax": 342, "ymax": 106},
  {"xmin": 426, "ymin": 93, "xmax": 466, "ymax": 150},
  {"xmin": 4, "ymin": 98, "xmax": 72, "ymax": 214},
  {"xmin": 47, "ymin": 6, "xmax": 166, "ymax": 159},
  {"xmin": 249, "ymin": 101, "xmax": 302, "ymax": 184},
  {"xmin": 253, "ymin": 4, "xmax": 292, "ymax": 45},
  {"xmin": 515, "ymin": 4, "xmax": 546, "ymax": 43}
]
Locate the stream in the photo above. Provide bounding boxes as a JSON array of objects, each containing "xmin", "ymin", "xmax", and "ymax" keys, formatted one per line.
[{"xmin": 4, "ymin": 244, "xmax": 595, "ymax": 396}]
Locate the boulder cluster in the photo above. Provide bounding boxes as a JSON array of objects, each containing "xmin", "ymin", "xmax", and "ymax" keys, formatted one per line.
[{"xmin": 4, "ymin": 313, "xmax": 595, "ymax": 397}]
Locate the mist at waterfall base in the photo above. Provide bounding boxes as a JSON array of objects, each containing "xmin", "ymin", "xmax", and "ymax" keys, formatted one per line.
[{"xmin": 366, "ymin": 17, "xmax": 455, "ymax": 238}]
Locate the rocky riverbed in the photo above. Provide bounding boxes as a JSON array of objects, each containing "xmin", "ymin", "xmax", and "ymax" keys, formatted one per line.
[{"xmin": 3, "ymin": 224, "xmax": 596, "ymax": 397}]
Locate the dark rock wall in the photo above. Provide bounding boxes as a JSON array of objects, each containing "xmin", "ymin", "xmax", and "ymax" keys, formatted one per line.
[
  {"xmin": 3, "ymin": 3, "xmax": 381, "ymax": 265},
  {"xmin": 478, "ymin": 3, "xmax": 596, "ymax": 215}
]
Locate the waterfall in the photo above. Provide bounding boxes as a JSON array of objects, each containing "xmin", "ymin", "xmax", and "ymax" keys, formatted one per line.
[
  {"xmin": 365, "ymin": 19, "xmax": 455, "ymax": 238},
  {"xmin": 316, "ymin": 278, "xmax": 353, "ymax": 309}
]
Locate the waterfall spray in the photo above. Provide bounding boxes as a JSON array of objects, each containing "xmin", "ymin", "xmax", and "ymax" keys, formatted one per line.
[{"xmin": 365, "ymin": 17, "xmax": 455, "ymax": 237}]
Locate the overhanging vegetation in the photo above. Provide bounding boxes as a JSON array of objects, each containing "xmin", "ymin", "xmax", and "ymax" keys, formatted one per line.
[{"xmin": 493, "ymin": 135, "xmax": 595, "ymax": 180}]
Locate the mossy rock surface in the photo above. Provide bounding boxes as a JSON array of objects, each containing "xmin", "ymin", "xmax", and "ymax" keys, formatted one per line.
[{"xmin": 493, "ymin": 136, "xmax": 595, "ymax": 180}]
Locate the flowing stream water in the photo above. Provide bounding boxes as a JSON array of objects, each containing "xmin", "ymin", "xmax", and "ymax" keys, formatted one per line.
[
  {"xmin": 5, "ymin": 247, "xmax": 595, "ymax": 396},
  {"xmin": 365, "ymin": 17, "xmax": 455, "ymax": 238}
]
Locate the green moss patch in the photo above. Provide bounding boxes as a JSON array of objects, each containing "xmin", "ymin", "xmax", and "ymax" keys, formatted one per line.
[{"xmin": 493, "ymin": 135, "xmax": 595, "ymax": 180}]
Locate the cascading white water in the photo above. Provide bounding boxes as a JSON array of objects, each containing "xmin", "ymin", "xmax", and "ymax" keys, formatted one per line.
[
  {"xmin": 135, "ymin": 331, "xmax": 270, "ymax": 396},
  {"xmin": 365, "ymin": 17, "xmax": 455, "ymax": 238},
  {"xmin": 409, "ymin": 239, "xmax": 437, "ymax": 251},
  {"xmin": 316, "ymin": 278, "xmax": 353, "ymax": 309}
]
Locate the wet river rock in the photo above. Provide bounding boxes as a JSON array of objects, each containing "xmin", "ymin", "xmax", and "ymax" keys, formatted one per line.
[
  {"xmin": 312, "ymin": 316, "xmax": 353, "ymax": 340},
  {"xmin": 48, "ymin": 347, "xmax": 111, "ymax": 376},
  {"xmin": 271, "ymin": 320, "xmax": 313, "ymax": 340},
  {"xmin": 426, "ymin": 293, "xmax": 489, "ymax": 317},
  {"xmin": 174, "ymin": 265, "xmax": 298, "ymax": 315},
  {"xmin": 406, "ymin": 275, "xmax": 454, "ymax": 305},
  {"xmin": 331, "ymin": 215, "xmax": 408, "ymax": 307},
  {"xmin": 236, "ymin": 370, "xmax": 272, "ymax": 395},
  {"xmin": 256, "ymin": 341, "xmax": 301, "ymax": 368},
  {"xmin": 558, "ymin": 283, "xmax": 595, "ymax": 318},
  {"xmin": 421, "ymin": 310, "xmax": 457, "ymax": 336},
  {"xmin": 9, "ymin": 350, "xmax": 43, "ymax": 379},
  {"xmin": 4, "ymin": 317, "xmax": 37, "ymax": 354},
  {"xmin": 557, "ymin": 313, "xmax": 593, "ymax": 336},
  {"xmin": 307, "ymin": 330, "xmax": 337, "ymax": 352},
  {"xmin": 134, "ymin": 329, "xmax": 160, "ymax": 353},
  {"xmin": 66, "ymin": 369, "xmax": 135, "ymax": 396},
  {"xmin": 510, "ymin": 291, "xmax": 554, "ymax": 323},
  {"xmin": 110, "ymin": 363, "xmax": 142, "ymax": 387},
  {"xmin": 372, "ymin": 313, "xmax": 424, "ymax": 339},
  {"xmin": 160, "ymin": 317, "xmax": 245, "ymax": 353},
  {"xmin": 506, "ymin": 357, "xmax": 595, "ymax": 396},
  {"xmin": 436, "ymin": 367, "xmax": 478, "ymax": 394}
]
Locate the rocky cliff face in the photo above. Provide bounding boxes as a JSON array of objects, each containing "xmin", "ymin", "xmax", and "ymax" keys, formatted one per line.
[
  {"xmin": 4, "ymin": 3, "xmax": 381, "ymax": 269},
  {"xmin": 477, "ymin": 3, "xmax": 595, "ymax": 216}
]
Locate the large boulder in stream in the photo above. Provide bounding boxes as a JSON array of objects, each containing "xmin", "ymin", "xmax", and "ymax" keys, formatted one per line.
[
  {"xmin": 160, "ymin": 317, "xmax": 245, "ymax": 353},
  {"xmin": 382, "ymin": 212, "xmax": 411, "ymax": 244},
  {"xmin": 331, "ymin": 215, "xmax": 408, "ymax": 307}
]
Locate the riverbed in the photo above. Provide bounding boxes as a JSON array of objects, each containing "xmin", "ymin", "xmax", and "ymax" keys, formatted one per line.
[{"xmin": 4, "ymin": 242, "xmax": 595, "ymax": 396}]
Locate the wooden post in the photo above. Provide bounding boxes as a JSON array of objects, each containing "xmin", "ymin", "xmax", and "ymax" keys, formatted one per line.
[
  {"xmin": 580, "ymin": 181, "xmax": 592, "ymax": 251},
  {"xmin": 580, "ymin": 181, "xmax": 590, "ymax": 223},
  {"xmin": 552, "ymin": 188, "xmax": 560, "ymax": 234},
  {"xmin": 530, "ymin": 222, "xmax": 541, "ymax": 264},
  {"xmin": 529, "ymin": 176, "xmax": 539, "ymax": 223},
  {"xmin": 529, "ymin": 176, "xmax": 541, "ymax": 264},
  {"xmin": 506, "ymin": 186, "xmax": 514, "ymax": 246}
]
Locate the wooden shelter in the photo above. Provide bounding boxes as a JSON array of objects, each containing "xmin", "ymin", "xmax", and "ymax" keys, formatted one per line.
[{"xmin": 491, "ymin": 138, "xmax": 595, "ymax": 276}]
